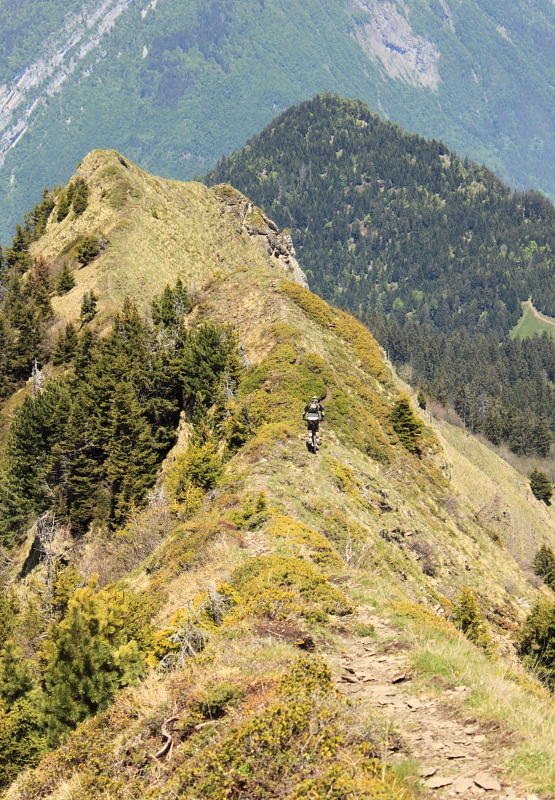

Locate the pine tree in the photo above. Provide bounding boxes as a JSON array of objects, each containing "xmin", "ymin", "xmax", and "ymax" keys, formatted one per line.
[
  {"xmin": 56, "ymin": 189, "xmax": 71, "ymax": 222},
  {"xmin": 519, "ymin": 599, "xmax": 555, "ymax": 686},
  {"xmin": 74, "ymin": 326, "xmax": 97, "ymax": 377},
  {"xmin": 76, "ymin": 236, "xmax": 100, "ymax": 266},
  {"xmin": 533, "ymin": 415, "xmax": 553, "ymax": 458},
  {"xmin": 41, "ymin": 582, "xmax": 144, "ymax": 746},
  {"xmin": 390, "ymin": 396, "xmax": 424, "ymax": 454},
  {"xmin": 452, "ymin": 587, "xmax": 496, "ymax": 657},
  {"xmin": 0, "ymin": 699, "xmax": 46, "ymax": 790},
  {"xmin": 53, "ymin": 400, "xmax": 102, "ymax": 534},
  {"xmin": 0, "ymin": 641, "xmax": 34, "ymax": 708},
  {"xmin": 53, "ymin": 322, "xmax": 79, "ymax": 365},
  {"xmin": 533, "ymin": 544, "xmax": 555, "ymax": 589},
  {"xmin": 80, "ymin": 290, "xmax": 98, "ymax": 323},
  {"xmin": 484, "ymin": 405, "xmax": 503, "ymax": 446},
  {"xmin": 55, "ymin": 263, "xmax": 75, "ymax": 295},
  {"xmin": 152, "ymin": 284, "xmax": 178, "ymax": 328},
  {"xmin": 6, "ymin": 302, "xmax": 42, "ymax": 380},
  {"xmin": 71, "ymin": 180, "xmax": 89, "ymax": 216},
  {"xmin": 0, "ymin": 381, "xmax": 70, "ymax": 542},
  {"xmin": 104, "ymin": 382, "xmax": 158, "ymax": 525},
  {"xmin": 0, "ymin": 591, "xmax": 19, "ymax": 651},
  {"xmin": 530, "ymin": 468, "xmax": 553, "ymax": 504},
  {"xmin": 417, "ymin": 389, "xmax": 427, "ymax": 410},
  {"xmin": 30, "ymin": 256, "xmax": 53, "ymax": 320}
]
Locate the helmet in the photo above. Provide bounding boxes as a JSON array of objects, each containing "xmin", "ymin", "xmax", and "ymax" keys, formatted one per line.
[{"xmin": 312, "ymin": 396, "xmax": 318, "ymax": 401}]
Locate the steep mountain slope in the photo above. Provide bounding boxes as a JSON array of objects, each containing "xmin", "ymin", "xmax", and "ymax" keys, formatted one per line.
[
  {"xmin": 3, "ymin": 153, "xmax": 555, "ymax": 796},
  {"xmin": 3, "ymin": 0, "xmax": 555, "ymax": 240}
]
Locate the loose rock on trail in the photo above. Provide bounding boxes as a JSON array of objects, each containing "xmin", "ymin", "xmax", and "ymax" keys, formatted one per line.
[{"xmin": 324, "ymin": 608, "xmax": 535, "ymax": 800}]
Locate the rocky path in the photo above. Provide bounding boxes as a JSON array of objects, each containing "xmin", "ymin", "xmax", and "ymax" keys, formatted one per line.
[{"xmin": 324, "ymin": 608, "xmax": 537, "ymax": 800}]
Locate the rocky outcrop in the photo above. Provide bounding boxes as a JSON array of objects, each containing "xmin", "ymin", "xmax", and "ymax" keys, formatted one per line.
[
  {"xmin": 212, "ymin": 183, "xmax": 309, "ymax": 288},
  {"xmin": 351, "ymin": 0, "xmax": 440, "ymax": 90}
]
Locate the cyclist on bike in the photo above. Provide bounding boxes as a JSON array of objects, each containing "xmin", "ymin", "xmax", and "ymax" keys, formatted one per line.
[{"xmin": 303, "ymin": 396, "xmax": 325, "ymax": 444}]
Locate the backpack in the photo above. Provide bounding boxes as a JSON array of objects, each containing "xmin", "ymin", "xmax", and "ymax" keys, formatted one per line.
[{"xmin": 308, "ymin": 401, "xmax": 319, "ymax": 413}]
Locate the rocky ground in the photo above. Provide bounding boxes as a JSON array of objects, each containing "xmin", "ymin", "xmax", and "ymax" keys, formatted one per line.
[{"xmin": 325, "ymin": 609, "xmax": 536, "ymax": 800}]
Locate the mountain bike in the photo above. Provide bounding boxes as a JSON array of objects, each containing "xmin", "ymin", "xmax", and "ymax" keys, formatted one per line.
[{"xmin": 306, "ymin": 415, "xmax": 320, "ymax": 453}]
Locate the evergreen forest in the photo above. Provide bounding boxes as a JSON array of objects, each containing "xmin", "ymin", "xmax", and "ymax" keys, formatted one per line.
[{"xmin": 206, "ymin": 94, "xmax": 555, "ymax": 455}]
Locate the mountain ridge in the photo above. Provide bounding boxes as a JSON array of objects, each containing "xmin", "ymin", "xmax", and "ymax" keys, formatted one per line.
[{"xmin": 2, "ymin": 152, "xmax": 555, "ymax": 795}]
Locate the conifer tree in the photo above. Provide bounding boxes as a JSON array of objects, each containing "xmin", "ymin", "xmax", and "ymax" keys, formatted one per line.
[
  {"xmin": 53, "ymin": 322, "xmax": 79, "ymax": 365},
  {"xmin": 74, "ymin": 326, "xmax": 97, "ymax": 377},
  {"xmin": 519, "ymin": 599, "xmax": 555, "ymax": 686},
  {"xmin": 390, "ymin": 396, "xmax": 424, "ymax": 454},
  {"xmin": 41, "ymin": 582, "xmax": 144, "ymax": 746},
  {"xmin": 56, "ymin": 190, "xmax": 71, "ymax": 222},
  {"xmin": 6, "ymin": 302, "xmax": 42, "ymax": 380},
  {"xmin": 452, "ymin": 587, "xmax": 496, "ymax": 657},
  {"xmin": 80, "ymin": 290, "xmax": 98, "ymax": 323},
  {"xmin": 30, "ymin": 188, "xmax": 55, "ymax": 238},
  {"xmin": 71, "ymin": 181, "xmax": 89, "ymax": 216},
  {"xmin": 533, "ymin": 416, "xmax": 553, "ymax": 458},
  {"xmin": 530, "ymin": 468, "xmax": 553, "ymax": 504},
  {"xmin": 0, "ymin": 591, "xmax": 19, "ymax": 650},
  {"xmin": 533, "ymin": 543, "xmax": 555, "ymax": 589},
  {"xmin": 30, "ymin": 256, "xmax": 53, "ymax": 320},
  {"xmin": 152, "ymin": 284, "xmax": 178, "ymax": 328},
  {"xmin": 76, "ymin": 236, "xmax": 100, "ymax": 266},
  {"xmin": 0, "ymin": 700, "xmax": 45, "ymax": 789},
  {"xmin": 0, "ymin": 641, "xmax": 34, "ymax": 708},
  {"xmin": 55, "ymin": 263, "xmax": 75, "ymax": 295},
  {"xmin": 0, "ymin": 381, "xmax": 70, "ymax": 542},
  {"xmin": 104, "ymin": 382, "xmax": 158, "ymax": 525},
  {"xmin": 52, "ymin": 400, "xmax": 102, "ymax": 534}
]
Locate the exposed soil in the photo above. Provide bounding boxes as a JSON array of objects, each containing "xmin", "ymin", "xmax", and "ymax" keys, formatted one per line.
[{"xmin": 324, "ymin": 607, "xmax": 536, "ymax": 800}]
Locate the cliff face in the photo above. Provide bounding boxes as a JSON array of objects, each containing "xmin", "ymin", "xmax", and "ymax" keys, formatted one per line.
[
  {"xmin": 352, "ymin": 0, "xmax": 441, "ymax": 89},
  {"xmin": 3, "ymin": 153, "xmax": 555, "ymax": 797}
]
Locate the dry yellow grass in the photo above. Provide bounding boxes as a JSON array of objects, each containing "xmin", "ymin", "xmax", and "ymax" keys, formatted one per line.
[{"xmin": 33, "ymin": 150, "xmax": 296, "ymax": 331}]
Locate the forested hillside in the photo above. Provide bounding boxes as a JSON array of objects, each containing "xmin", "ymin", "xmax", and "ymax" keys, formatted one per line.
[
  {"xmin": 206, "ymin": 94, "xmax": 555, "ymax": 455},
  {"xmin": 4, "ymin": 0, "xmax": 555, "ymax": 240},
  {"xmin": 5, "ymin": 153, "xmax": 555, "ymax": 799}
]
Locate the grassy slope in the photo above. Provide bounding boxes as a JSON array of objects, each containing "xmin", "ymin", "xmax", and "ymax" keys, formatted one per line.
[
  {"xmin": 36, "ymin": 150, "xmax": 277, "ymax": 328},
  {"xmin": 5, "ymin": 159, "xmax": 555, "ymax": 795},
  {"xmin": 511, "ymin": 300, "xmax": 555, "ymax": 340}
]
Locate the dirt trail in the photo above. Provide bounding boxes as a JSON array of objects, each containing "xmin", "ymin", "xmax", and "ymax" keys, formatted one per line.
[
  {"xmin": 526, "ymin": 298, "xmax": 555, "ymax": 329},
  {"xmin": 324, "ymin": 607, "xmax": 535, "ymax": 800}
]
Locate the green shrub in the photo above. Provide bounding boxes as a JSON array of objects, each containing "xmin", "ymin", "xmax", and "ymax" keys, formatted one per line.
[
  {"xmin": 166, "ymin": 442, "xmax": 222, "ymax": 517},
  {"xmin": 231, "ymin": 555, "xmax": 353, "ymax": 619},
  {"xmin": 41, "ymin": 581, "xmax": 147, "ymax": 746},
  {"xmin": 519, "ymin": 599, "xmax": 555, "ymax": 686},
  {"xmin": 452, "ymin": 587, "xmax": 496, "ymax": 658}
]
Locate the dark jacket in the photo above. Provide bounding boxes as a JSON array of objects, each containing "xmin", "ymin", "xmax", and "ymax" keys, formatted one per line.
[{"xmin": 303, "ymin": 401, "xmax": 325, "ymax": 419}]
